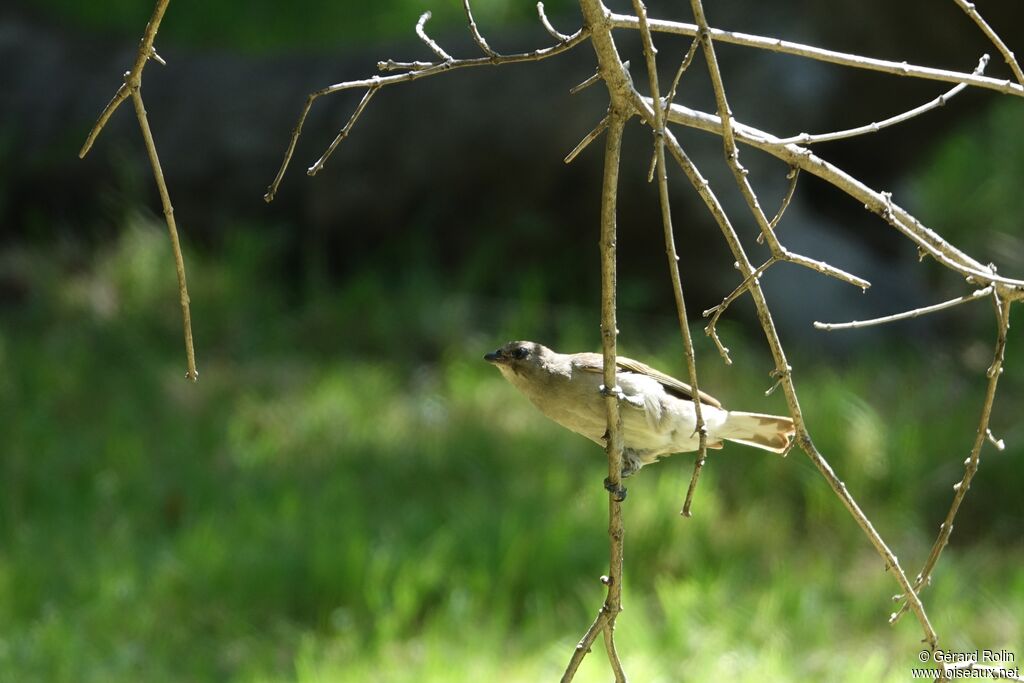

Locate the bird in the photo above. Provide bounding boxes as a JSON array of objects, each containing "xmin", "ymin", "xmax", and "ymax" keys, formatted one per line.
[{"xmin": 484, "ymin": 340, "xmax": 794, "ymax": 487}]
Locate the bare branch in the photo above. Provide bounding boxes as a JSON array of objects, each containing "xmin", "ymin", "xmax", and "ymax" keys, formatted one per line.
[
  {"xmin": 80, "ymin": 0, "xmax": 198, "ymax": 382},
  {"xmin": 416, "ymin": 11, "xmax": 454, "ymax": 62},
  {"xmin": 131, "ymin": 87, "xmax": 198, "ymax": 382},
  {"xmin": 537, "ymin": 2, "xmax": 571, "ymax": 43},
  {"xmin": 757, "ymin": 166, "xmax": 799, "ymax": 244},
  {"xmin": 892, "ymin": 294, "xmax": 1013, "ymax": 623},
  {"xmin": 307, "ymin": 86, "xmax": 380, "ymax": 176},
  {"xmin": 610, "ymin": 12, "xmax": 1024, "ymax": 98},
  {"xmin": 953, "ymin": 0, "xmax": 1024, "ymax": 85},
  {"xmin": 79, "ymin": 0, "xmax": 169, "ymax": 158},
  {"xmin": 631, "ymin": 0, "xmax": 711, "ymax": 516},
  {"xmin": 463, "ymin": 0, "xmax": 499, "ymax": 58},
  {"xmin": 775, "ymin": 55, "xmax": 990, "ymax": 145},
  {"xmin": 666, "ymin": 38, "xmax": 701, "ymax": 108},
  {"xmin": 266, "ymin": 28, "xmax": 589, "ymax": 201},
  {"xmin": 564, "ymin": 114, "xmax": 610, "ymax": 164},
  {"xmin": 815, "ymin": 287, "xmax": 993, "ymax": 331},
  {"xmin": 647, "ymin": 94, "xmax": 939, "ymax": 649},
  {"xmin": 647, "ymin": 39, "xmax": 699, "ymax": 182},
  {"xmin": 657, "ymin": 100, "xmax": 1024, "ymax": 292}
]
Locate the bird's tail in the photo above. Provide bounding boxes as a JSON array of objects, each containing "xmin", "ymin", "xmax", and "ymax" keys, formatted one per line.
[{"xmin": 720, "ymin": 411, "xmax": 795, "ymax": 454}]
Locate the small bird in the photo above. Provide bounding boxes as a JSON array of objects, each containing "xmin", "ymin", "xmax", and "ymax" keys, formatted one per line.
[{"xmin": 485, "ymin": 340, "xmax": 795, "ymax": 482}]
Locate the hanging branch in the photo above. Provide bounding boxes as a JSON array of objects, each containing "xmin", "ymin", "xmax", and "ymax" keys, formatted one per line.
[
  {"xmin": 890, "ymin": 292, "xmax": 1013, "ymax": 624},
  {"xmin": 630, "ymin": 0, "xmax": 710, "ymax": 517},
  {"xmin": 79, "ymin": 0, "xmax": 198, "ymax": 382}
]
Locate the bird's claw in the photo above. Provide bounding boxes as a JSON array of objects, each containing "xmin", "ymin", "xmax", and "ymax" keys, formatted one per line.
[
  {"xmin": 599, "ymin": 384, "xmax": 625, "ymax": 400},
  {"xmin": 603, "ymin": 477, "xmax": 628, "ymax": 502}
]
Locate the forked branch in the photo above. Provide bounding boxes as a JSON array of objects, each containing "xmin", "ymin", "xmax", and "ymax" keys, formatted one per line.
[{"xmin": 79, "ymin": 0, "xmax": 198, "ymax": 382}]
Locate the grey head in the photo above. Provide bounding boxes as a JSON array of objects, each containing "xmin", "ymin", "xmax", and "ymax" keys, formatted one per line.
[{"xmin": 483, "ymin": 340, "xmax": 563, "ymax": 384}]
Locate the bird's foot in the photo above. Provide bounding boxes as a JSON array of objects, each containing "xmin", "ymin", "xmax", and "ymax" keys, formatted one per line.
[{"xmin": 603, "ymin": 477, "xmax": 628, "ymax": 502}]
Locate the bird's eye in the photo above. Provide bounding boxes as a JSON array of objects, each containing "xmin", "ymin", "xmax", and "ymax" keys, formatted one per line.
[{"xmin": 512, "ymin": 346, "xmax": 529, "ymax": 360}]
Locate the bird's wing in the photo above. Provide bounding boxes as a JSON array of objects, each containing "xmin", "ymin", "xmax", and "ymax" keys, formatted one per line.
[{"xmin": 572, "ymin": 353, "xmax": 723, "ymax": 408}]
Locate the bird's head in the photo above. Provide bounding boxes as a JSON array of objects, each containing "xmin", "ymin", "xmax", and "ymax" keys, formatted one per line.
[{"xmin": 484, "ymin": 340, "xmax": 553, "ymax": 383}]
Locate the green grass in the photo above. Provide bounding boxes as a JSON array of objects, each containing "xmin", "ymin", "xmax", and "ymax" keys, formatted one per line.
[{"xmin": 0, "ymin": 222, "xmax": 1021, "ymax": 682}]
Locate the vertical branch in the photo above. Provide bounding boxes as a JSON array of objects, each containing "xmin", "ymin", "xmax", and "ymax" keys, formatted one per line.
[
  {"xmin": 131, "ymin": 89, "xmax": 198, "ymax": 381},
  {"xmin": 631, "ymin": 0, "xmax": 709, "ymax": 516},
  {"xmin": 892, "ymin": 294, "xmax": 1013, "ymax": 622},
  {"xmin": 598, "ymin": 112, "xmax": 628, "ymax": 683},
  {"xmin": 560, "ymin": 112, "xmax": 629, "ymax": 683},
  {"xmin": 80, "ymin": 0, "xmax": 197, "ymax": 381}
]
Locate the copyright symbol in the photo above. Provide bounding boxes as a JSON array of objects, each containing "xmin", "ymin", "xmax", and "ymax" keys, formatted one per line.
[{"xmin": 919, "ymin": 650, "xmax": 930, "ymax": 663}]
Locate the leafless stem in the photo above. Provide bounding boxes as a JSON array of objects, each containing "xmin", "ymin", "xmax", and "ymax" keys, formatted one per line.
[
  {"xmin": 560, "ymin": 109, "xmax": 630, "ymax": 683},
  {"xmin": 80, "ymin": 0, "xmax": 198, "ymax": 382},
  {"xmin": 815, "ymin": 287, "xmax": 993, "ymax": 331},
  {"xmin": 462, "ymin": 0, "xmax": 499, "ymax": 58},
  {"xmin": 307, "ymin": 86, "xmax": 380, "ymax": 176},
  {"xmin": 416, "ymin": 11, "xmax": 454, "ymax": 62},
  {"xmin": 537, "ymin": 2, "xmax": 571, "ymax": 43},
  {"xmin": 610, "ymin": 12, "xmax": 1024, "ymax": 98},
  {"xmin": 631, "ymin": 0, "xmax": 711, "ymax": 517},
  {"xmin": 757, "ymin": 166, "xmax": 799, "ymax": 244},
  {"xmin": 266, "ymin": 26, "xmax": 588, "ymax": 201},
  {"xmin": 657, "ymin": 101, "xmax": 1024, "ymax": 292},
  {"xmin": 665, "ymin": 38, "xmax": 701, "ymax": 108},
  {"xmin": 646, "ymin": 38, "xmax": 699, "ymax": 182},
  {"xmin": 953, "ymin": 0, "xmax": 1024, "ymax": 85},
  {"xmin": 564, "ymin": 114, "xmax": 610, "ymax": 164},
  {"xmin": 702, "ymin": 256, "xmax": 776, "ymax": 363},
  {"xmin": 891, "ymin": 294, "xmax": 1012, "ymax": 623},
  {"xmin": 775, "ymin": 55, "xmax": 990, "ymax": 145}
]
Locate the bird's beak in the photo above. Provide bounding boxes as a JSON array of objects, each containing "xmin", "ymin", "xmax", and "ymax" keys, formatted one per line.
[{"xmin": 484, "ymin": 349, "xmax": 505, "ymax": 364}]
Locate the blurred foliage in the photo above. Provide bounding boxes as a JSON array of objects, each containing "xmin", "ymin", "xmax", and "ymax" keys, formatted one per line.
[
  {"xmin": 913, "ymin": 99, "xmax": 1024, "ymax": 275},
  {"xmin": 0, "ymin": 219, "xmax": 1021, "ymax": 682},
  {"xmin": 27, "ymin": 0, "xmax": 579, "ymax": 53}
]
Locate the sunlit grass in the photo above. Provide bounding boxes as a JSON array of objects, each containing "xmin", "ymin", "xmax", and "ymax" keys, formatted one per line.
[{"xmin": 0, "ymin": 224, "xmax": 1021, "ymax": 681}]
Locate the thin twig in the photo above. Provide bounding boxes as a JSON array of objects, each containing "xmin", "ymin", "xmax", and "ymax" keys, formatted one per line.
[
  {"xmin": 564, "ymin": 114, "xmax": 610, "ymax": 164},
  {"xmin": 416, "ymin": 11, "xmax": 454, "ymax": 62},
  {"xmin": 892, "ymin": 293, "xmax": 1012, "ymax": 623},
  {"xmin": 537, "ymin": 2, "xmax": 571, "ymax": 43},
  {"xmin": 80, "ymin": 0, "xmax": 197, "ymax": 382},
  {"xmin": 631, "ymin": 0, "xmax": 711, "ymax": 517},
  {"xmin": 953, "ymin": 0, "xmax": 1024, "ymax": 85},
  {"xmin": 647, "ymin": 38, "xmax": 699, "ymax": 182},
  {"xmin": 463, "ymin": 0, "xmax": 499, "ymax": 58},
  {"xmin": 757, "ymin": 166, "xmax": 800, "ymax": 244},
  {"xmin": 815, "ymin": 287, "xmax": 993, "ymax": 331},
  {"xmin": 665, "ymin": 38, "xmax": 701, "ymax": 108},
  {"xmin": 132, "ymin": 88, "xmax": 198, "ymax": 381},
  {"xmin": 307, "ymin": 85, "xmax": 380, "ymax": 176},
  {"xmin": 703, "ymin": 257, "xmax": 777, "ymax": 364},
  {"xmin": 79, "ymin": 0, "xmax": 170, "ymax": 158},
  {"xmin": 610, "ymin": 12, "xmax": 1024, "ymax": 98},
  {"xmin": 774, "ymin": 55, "xmax": 990, "ymax": 145},
  {"xmin": 265, "ymin": 27, "xmax": 589, "ymax": 201}
]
